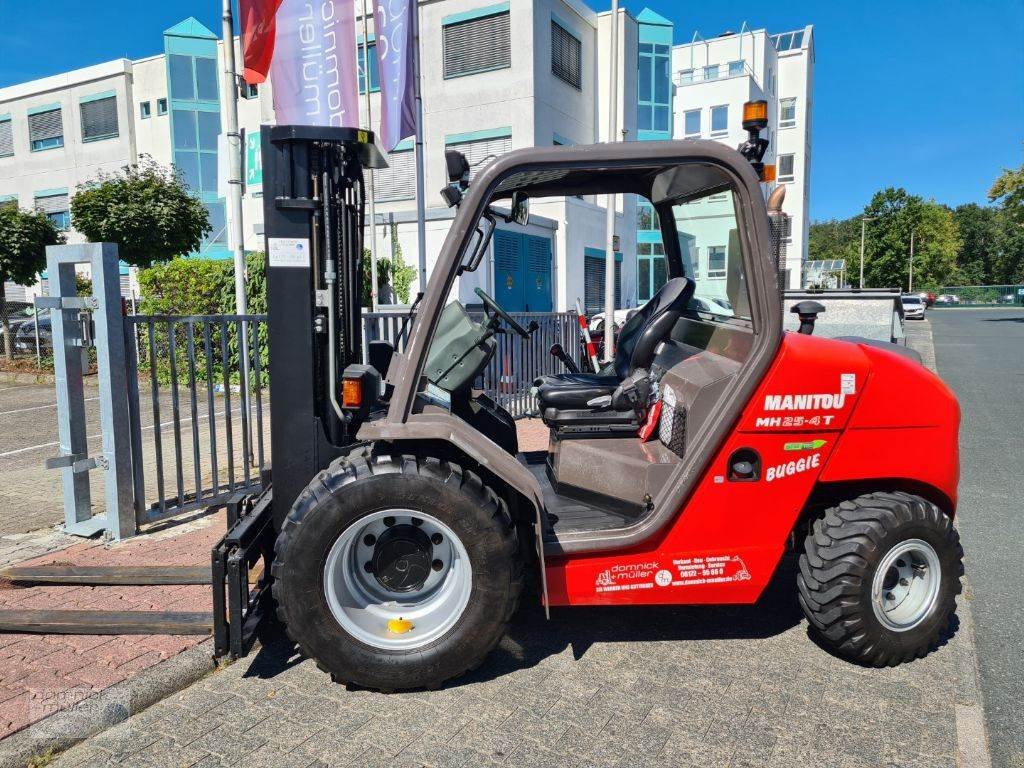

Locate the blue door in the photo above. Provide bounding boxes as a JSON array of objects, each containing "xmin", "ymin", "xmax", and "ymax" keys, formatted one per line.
[{"xmin": 492, "ymin": 231, "xmax": 553, "ymax": 312}]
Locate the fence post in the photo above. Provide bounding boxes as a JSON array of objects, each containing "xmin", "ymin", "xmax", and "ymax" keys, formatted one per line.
[{"xmin": 42, "ymin": 243, "xmax": 136, "ymax": 539}]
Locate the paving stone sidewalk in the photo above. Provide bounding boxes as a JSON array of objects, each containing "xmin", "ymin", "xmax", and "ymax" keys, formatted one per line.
[
  {"xmin": 0, "ymin": 513, "xmax": 223, "ymax": 739},
  {"xmin": 41, "ymin": 321, "xmax": 991, "ymax": 768}
]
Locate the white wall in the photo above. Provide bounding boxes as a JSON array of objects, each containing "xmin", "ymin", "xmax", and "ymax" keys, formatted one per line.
[{"xmin": 0, "ymin": 60, "xmax": 137, "ymax": 243}]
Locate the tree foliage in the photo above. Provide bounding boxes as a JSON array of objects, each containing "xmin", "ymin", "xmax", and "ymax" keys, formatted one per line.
[
  {"xmin": 808, "ymin": 167, "xmax": 1024, "ymax": 290},
  {"xmin": 70, "ymin": 157, "xmax": 210, "ymax": 268},
  {"xmin": 988, "ymin": 164, "xmax": 1024, "ymax": 283},
  {"xmin": 0, "ymin": 205, "xmax": 64, "ymax": 357}
]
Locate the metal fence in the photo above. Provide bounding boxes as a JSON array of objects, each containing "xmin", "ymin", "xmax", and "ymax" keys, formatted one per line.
[
  {"xmin": 361, "ymin": 308, "xmax": 581, "ymax": 417},
  {"xmin": 124, "ymin": 314, "xmax": 269, "ymax": 525},
  {"xmin": 932, "ymin": 285, "xmax": 1024, "ymax": 307}
]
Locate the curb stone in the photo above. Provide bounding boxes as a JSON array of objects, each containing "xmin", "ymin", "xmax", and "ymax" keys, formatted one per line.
[{"xmin": 0, "ymin": 639, "xmax": 216, "ymax": 768}]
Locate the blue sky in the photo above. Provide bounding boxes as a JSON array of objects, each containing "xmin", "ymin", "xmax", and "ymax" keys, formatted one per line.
[{"xmin": 0, "ymin": 0, "xmax": 1021, "ymax": 221}]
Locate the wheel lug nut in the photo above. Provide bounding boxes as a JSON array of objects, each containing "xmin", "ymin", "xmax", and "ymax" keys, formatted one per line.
[
  {"xmin": 899, "ymin": 578, "xmax": 909, "ymax": 586},
  {"xmin": 363, "ymin": 534, "xmax": 376, "ymax": 546},
  {"xmin": 885, "ymin": 591, "xmax": 895, "ymax": 601},
  {"xmin": 432, "ymin": 559, "xmax": 444, "ymax": 571},
  {"xmin": 384, "ymin": 516, "xmax": 395, "ymax": 527},
  {"xmin": 364, "ymin": 562, "xmax": 374, "ymax": 573},
  {"xmin": 431, "ymin": 533, "xmax": 443, "ymax": 545},
  {"xmin": 896, "ymin": 559, "xmax": 905, "ymax": 568},
  {"xmin": 411, "ymin": 518, "xmax": 423, "ymax": 526}
]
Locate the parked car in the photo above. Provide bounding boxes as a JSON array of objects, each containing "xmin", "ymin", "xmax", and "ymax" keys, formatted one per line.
[
  {"xmin": 918, "ymin": 291, "xmax": 936, "ymax": 307},
  {"xmin": 689, "ymin": 294, "xmax": 734, "ymax": 317},
  {"xmin": 998, "ymin": 294, "xmax": 1015, "ymax": 305},
  {"xmin": 0, "ymin": 305, "xmax": 38, "ymax": 350},
  {"xmin": 900, "ymin": 294, "xmax": 926, "ymax": 319},
  {"xmin": 935, "ymin": 294, "xmax": 957, "ymax": 306},
  {"xmin": 14, "ymin": 311, "xmax": 52, "ymax": 353}
]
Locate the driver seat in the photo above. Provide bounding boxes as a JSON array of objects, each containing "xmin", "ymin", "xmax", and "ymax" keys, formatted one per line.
[{"xmin": 535, "ymin": 277, "xmax": 695, "ymax": 411}]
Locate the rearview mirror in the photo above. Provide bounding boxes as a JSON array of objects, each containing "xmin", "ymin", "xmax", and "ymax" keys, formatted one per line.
[{"xmin": 510, "ymin": 192, "xmax": 530, "ymax": 226}]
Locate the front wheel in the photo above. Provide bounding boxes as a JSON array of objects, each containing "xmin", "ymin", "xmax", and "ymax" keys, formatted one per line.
[
  {"xmin": 272, "ymin": 454, "xmax": 523, "ymax": 691},
  {"xmin": 798, "ymin": 491, "xmax": 963, "ymax": 666}
]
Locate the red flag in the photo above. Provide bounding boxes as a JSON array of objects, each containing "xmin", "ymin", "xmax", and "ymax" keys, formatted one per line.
[{"xmin": 239, "ymin": 0, "xmax": 284, "ymax": 85}]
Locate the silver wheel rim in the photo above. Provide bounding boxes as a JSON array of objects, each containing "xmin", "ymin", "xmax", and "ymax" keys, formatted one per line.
[
  {"xmin": 323, "ymin": 509, "xmax": 472, "ymax": 650},
  {"xmin": 871, "ymin": 538, "xmax": 941, "ymax": 632}
]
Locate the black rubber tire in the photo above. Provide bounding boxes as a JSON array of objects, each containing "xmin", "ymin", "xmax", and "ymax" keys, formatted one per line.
[
  {"xmin": 271, "ymin": 453, "xmax": 523, "ymax": 691},
  {"xmin": 798, "ymin": 491, "xmax": 964, "ymax": 666}
]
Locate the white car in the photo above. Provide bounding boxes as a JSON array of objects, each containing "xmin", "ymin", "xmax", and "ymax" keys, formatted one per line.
[
  {"xmin": 901, "ymin": 294, "xmax": 926, "ymax": 319},
  {"xmin": 689, "ymin": 294, "xmax": 734, "ymax": 317}
]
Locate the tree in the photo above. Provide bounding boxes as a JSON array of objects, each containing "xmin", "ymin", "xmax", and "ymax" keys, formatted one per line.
[
  {"xmin": 988, "ymin": 164, "xmax": 1024, "ymax": 283},
  {"xmin": 70, "ymin": 156, "xmax": 210, "ymax": 268},
  {"xmin": 952, "ymin": 204, "xmax": 1000, "ymax": 284},
  {"xmin": 0, "ymin": 206, "xmax": 64, "ymax": 357},
  {"xmin": 861, "ymin": 188, "xmax": 961, "ymax": 290}
]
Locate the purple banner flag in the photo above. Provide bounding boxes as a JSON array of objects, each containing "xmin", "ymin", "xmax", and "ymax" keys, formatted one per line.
[
  {"xmin": 271, "ymin": 0, "xmax": 359, "ymax": 127},
  {"xmin": 374, "ymin": 0, "xmax": 417, "ymax": 152}
]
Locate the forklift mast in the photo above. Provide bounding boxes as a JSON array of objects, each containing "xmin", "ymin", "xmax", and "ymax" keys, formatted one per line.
[{"xmin": 260, "ymin": 126, "xmax": 387, "ymax": 526}]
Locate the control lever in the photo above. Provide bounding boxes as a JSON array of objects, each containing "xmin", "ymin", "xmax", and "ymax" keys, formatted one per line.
[
  {"xmin": 611, "ymin": 369, "xmax": 651, "ymax": 420},
  {"xmin": 549, "ymin": 343, "xmax": 579, "ymax": 374}
]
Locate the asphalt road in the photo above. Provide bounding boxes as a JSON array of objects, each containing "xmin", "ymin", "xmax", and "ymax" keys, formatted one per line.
[
  {"xmin": 929, "ymin": 307, "xmax": 1024, "ymax": 768},
  {"xmin": 0, "ymin": 379, "xmax": 267, "ymax": 535}
]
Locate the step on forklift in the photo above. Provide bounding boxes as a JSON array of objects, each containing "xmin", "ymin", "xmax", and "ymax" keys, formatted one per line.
[{"xmin": 213, "ymin": 106, "xmax": 964, "ymax": 690}]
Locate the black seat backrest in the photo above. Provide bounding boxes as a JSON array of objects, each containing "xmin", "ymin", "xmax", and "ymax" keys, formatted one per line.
[{"xmin": 614, "ymin": 277, "xmax": 696, "ymax": 379}]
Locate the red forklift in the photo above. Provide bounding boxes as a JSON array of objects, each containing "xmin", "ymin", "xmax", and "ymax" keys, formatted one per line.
[{"xmin": 213, "ymin": 105, "xmax": 963, "ymax": 691}]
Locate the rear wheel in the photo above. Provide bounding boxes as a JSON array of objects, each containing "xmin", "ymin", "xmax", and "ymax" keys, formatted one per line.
[
  {"xmin": 272, "ymin": 454, "xmax": 523, "ymax": 691},
  {"xmin": 798, "ymin": 491, "xmax": 963, "ymax": 666}
]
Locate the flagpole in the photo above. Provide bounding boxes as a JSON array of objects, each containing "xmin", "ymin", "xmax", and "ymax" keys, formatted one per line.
[
  {"xmin": 411, "ymin": 0, "xmax": 428, "ymax": 293},
  {"xmin": 360, "ymin": 0, "xmax": 380, "ymax": 311},
  {"xmin": 222, "ymin": 0, "xmax": 252, "ymax": 460},
  {"xmin": 602, "ymin": 0, "xmax": 620, "ymax": 363}
]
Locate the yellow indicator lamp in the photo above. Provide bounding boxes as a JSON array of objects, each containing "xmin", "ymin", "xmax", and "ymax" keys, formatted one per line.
[
  {"xmin": 387, "ymin": 618, "xmax": 414, "ymax": 634},
  {"xmin": 742, "ymin": 100, "xmax": 768, "ymax": 130}
]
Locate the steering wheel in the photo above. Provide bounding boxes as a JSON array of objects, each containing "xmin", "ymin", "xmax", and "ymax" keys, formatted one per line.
[{"xmin": 474, "ymin": 287, "xmax": 531, "ymax": 338}]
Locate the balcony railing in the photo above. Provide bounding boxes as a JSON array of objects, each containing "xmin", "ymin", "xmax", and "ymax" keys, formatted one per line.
[{"xmin": 675, "ymin": 60, "xmax": 758, "ymax": 88}]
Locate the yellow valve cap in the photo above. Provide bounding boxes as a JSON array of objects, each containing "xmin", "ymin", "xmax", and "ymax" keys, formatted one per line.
[{"xmin": 387, "ymin": 618, "xmax": 414, "ymax": 634}]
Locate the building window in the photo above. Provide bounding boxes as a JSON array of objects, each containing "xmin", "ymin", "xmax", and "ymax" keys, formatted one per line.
[
  {"xmin": 172, "ymin": 109, "xmax": 220, "ymax": 194},
  {"xmin": 169, "ymin": 54, "xmax": 218, "ymax": 101},
  {"xmin": 703, "ymin": 64, "xmax": 719, "ymax": 80},
  {"xmin": 358, "ymin": 42, "xmax": 378, "ymax": 94},
  {"xmin": 0, "ymin": 117, "xmax": 13, "ymax": 157},
  {"xmin": 80, "ymin": 95, "xmax": 119, "ymax": 142},
  {"xmin": 636, "ymin": 241, "xmax": 666, "ymax": 302},
  {"xmin": 34, "ymin": 192, "xmax": 70, "ymax": 230},
  {"xmin": 445, "ymin": 130, "xmax": 512, "ymax": 181},
  {"xmin": 374, "ymin": 147, "xmax": 416, "ymax": 202},
  {"xmin": 684, "ymin": 109, "xmax": 700, "ymax": 138},
  {"xmin": 778, "ymin": 153, "xmax": 795, "ymax": 182},
  {"xmin": 678, "ymin": 68, "xmax": 693, "ymax": 84},
  {"xmin": 140, "ymin": 101, "xmax": 151, "ymax": 119},
  {"xmin": 707, "ymin": 245, "xmax": 726, "ymax": 278},
  {"xmin": 636, "ymin": 201, "xmax": 659, "ymax": 231},
  {"xmin": 584, "ymin": 249, "xmax": 622, "ymax": 313},
  {"xmin": 442, "ymin": 9, "xmax": 511, "ymax": 79},
  {"xmin": 710, "ymin": 104, "xmax": 728, "ymax": 136},
  {"xmin": 638, "ymin": 42, "xmax": 671, "ymax": 133},
  {"xmin": 157, "ymin": 98, "xmax": 168, "ymax": 116},
  {"xmin": 551, "ymin": 20, "xmax": 582, "ymax": 90},
  {"xmin": 28, "ymin": 108, "xmax": 64, "ymax": 152},
  {"xmin": 728, "ymin": 60, "xmax": 744, "ymax": 76},
  {"xmin": 780, "ymin": 98, "xmax": 796, "ymax": 128}
]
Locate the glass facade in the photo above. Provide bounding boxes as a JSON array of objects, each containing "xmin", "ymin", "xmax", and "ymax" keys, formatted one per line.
[
  {"xmin": 164, "ymin": 19, "xmax": 227, "ymax": 255},
  {"xmin": 635, "ymin": 10, "xmax": 673, "ymax": 302}
]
